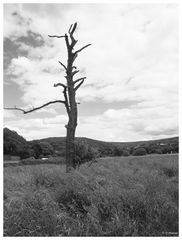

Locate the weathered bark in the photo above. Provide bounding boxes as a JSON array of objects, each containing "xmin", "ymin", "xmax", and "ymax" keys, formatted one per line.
[
  {"xmin": 66, "ymin": 117, "xmax": 77, "ymax": 172},
  {"xmin": 4, "ymin": 23, "xmax": 91, "ymax": 173},
  {"xmin": 65, "ymin": 64, "xmax": 78, "ymax": 171}
]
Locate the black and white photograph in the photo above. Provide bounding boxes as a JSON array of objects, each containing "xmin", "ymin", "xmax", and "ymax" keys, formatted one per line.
[{"xmin": 3, "ymin": 2, "xmax": 179, "ymax": 237}]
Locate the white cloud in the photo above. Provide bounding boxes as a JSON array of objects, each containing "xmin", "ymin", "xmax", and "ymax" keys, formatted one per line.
[
  {"xmin": 37, "ymin": 108, "xmax": 57, "ymax": 115},
  {"xmin": 3, "ymin": 110, "xmax": 17, "ymax": 119},
  {"xmin": 77, "ymin": 104, "xmax": 178, "ymax": 141},
  {"xmin": 3, "ymin": 114, "xmax": 68, "ymax": 140},
  {"xmin": 6, "ymin": 4, "xmax": 178, "ymax": 102},
  {"xmin": 3, "ymin": 103, "xmax": 178, "ymax": 141}
]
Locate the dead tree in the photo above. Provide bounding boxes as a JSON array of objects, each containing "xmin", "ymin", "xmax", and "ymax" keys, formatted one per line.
[{"xmin": 4, "ymin": 23, "xmax": 91, "ymax": 172}]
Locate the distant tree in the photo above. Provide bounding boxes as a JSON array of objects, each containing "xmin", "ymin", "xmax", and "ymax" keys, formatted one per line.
[
  {"xmin": 31, "ymin": 141, "xmax": 54, "ymax": 158},
  {"xmin": 123, "ymin": 150, "xmax": 130, "ymax": 156},
  {"xmin": 133, "ymin": 147, "xmax": 147, "ymax": 156},
  {"xmin": 99, "ymin": 145, "xmax": 112, "ymax": 157},
  {"xmin": 31, "ymin": 142, "xmax": 42, "ymax": 159},
  {"xmin": 161, "ymin": 146, "xmax": 168, "ymax": 154},
  {"xmin": 40, "ymin": 141, "xmax": 54, "ymax": 156},
  {"xmin": 141, "ymin": 144, "xmax": 150, "ymax": 154},
  {"xmin": 19, "ymin": 147, "xmax": 33, "ymax": 160},
  {"xmin": 148, "ymin": 144, "xmax": 158, "ymax": 154},
  {"xmin": 154, "ymin": 149, "xmax": 163, "ymax": 154},
  {"xmin": 171, "ymin": 143, "xmax": 178, "ymax": 153},
  {"xmin": 113, "ymin": 146, "xmax": 123, "ymax": 156},
  {"xmin": 4, "ymin": 23, "xmax": 91, "ymax": 172},
  {"xmin": 129, "ymin": 146, "xmax": 134, "ymax": 155},
  {"xmin": 166, "ymin": 144, "xmax": 175, "ymax": 154}
]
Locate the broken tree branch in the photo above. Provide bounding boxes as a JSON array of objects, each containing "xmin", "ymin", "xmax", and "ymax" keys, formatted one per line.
[
  {"xmin": 74, "ymin": 77, "xmax": 86, "ymax": 85},
  {"xmin": 58, "ymin": 61, "xmax": 67, "ymax": 71},
  {"xmin": 4, "ymin": 100, "xmax": 65, "ymax": 114},
  {"xmin": 74, "ymin": 79, "xmax": 85, "ymax": 91},
  {"xmin": 75, "ymin": 44, "xmax": 91, "ymax": 54},
  {"xmin": 70, "ymin": 22, "xmax": 77, "ymax": 35},
  {"xmin": 65, "ymin": 34, "xmax": 70, "ymax": 49},
  {"xmin": 68, "ymin": 24, "xmax": 78, "ymax": 49},
  {"xmin": 72, "ymin": 70, "xmax": 79, "ymax": 76},
  {"xmin": 4, "ymin": 106, "xmax": 26, "ymax": 114},
  {"xmin": 72, "ymin": 53, "xmax": 78, "ymax": 62},
  {"xmin": 68, "ymin": 24, "xmax": 73, "ymax": 33},
  {"xmin": 54, "ymin": 83, "xmax": 67, "ymax": 88},
  {"xmin": 48, "ymin": 35, "xmax": 65, "ymax": 38},
  {"xmin": 63, "ymin": 87, "xmax": 70, "ymax": 115}
]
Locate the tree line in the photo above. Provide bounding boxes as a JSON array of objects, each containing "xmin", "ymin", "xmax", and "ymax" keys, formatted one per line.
[{"xmin": 4, "ymin": 128, "xmax": 178, "ymax": 165}]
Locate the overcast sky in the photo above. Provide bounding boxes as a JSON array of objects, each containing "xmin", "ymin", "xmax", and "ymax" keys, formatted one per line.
[{"xmin": 3, "ymin": 3, "xmax": 179, "ymax": 142}]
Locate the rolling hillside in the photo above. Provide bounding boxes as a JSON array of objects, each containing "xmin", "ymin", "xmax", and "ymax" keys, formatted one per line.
[
  {"xmin": 32, "ymin": 135, "xmax": 178, "ymax": 156},
  {"xmin": 34, "ymin": 135, "xmax": 178, "ymax": 149}
]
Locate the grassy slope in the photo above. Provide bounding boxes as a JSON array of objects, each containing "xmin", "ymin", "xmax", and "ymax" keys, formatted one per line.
[{"xmin": 4, "ymin": 154, "xmax": 178, "ymax": 236}]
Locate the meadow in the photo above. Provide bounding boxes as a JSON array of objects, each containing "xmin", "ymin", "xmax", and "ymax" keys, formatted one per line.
[{"xmin": 4, "ymin": 154, "xmax": 178, "ymax": 236}]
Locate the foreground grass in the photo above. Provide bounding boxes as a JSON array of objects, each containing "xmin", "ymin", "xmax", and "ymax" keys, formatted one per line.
[{"xmin": 4, "ymin": 154, "xmax": 178, "ymax": 236}]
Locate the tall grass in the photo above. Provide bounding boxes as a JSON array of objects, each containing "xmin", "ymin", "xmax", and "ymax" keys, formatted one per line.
[{"xmin": 4, "ymin": 154, "xmax": 178, "ymax": 236}]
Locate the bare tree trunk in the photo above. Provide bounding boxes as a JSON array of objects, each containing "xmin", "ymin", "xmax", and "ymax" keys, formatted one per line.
[
  {"xmin": 65, "ymin": 38, "xmax": 77, "ymax": 171},
  {"xmin": 65, "ymin": 73, "xmax": 78, "ymax": 172},
  {"xmin": 66, "ymin": 116, "xmax": 77, "ymax": 172},
  {"xmin": 64, "ymin": 24, "xmax": 90, "ymax": 172}
]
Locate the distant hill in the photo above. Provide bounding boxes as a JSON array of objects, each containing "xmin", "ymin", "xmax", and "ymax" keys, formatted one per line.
[
  {"xmin": 4, "ymin": 127, "xmax": 179, "ymax": 158},
  {"xmin": 33, "ymin": 135, "xmax": 179, "ymax": 156},
  {"xmin": 35, "ymin": 135, "xmax": 179, "ymax": 147},
  {"xmin": 3, "ymin": 128, "xmax": 28, "ymax": 156}
]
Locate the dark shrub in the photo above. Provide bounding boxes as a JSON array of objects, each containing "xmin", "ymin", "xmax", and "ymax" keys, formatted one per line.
[
  {"xmin": 55, "ymin": 189, "xmax": 91, "ymax": 217},
  {"xmin": 74, "ymin": 139, "xmax": 99, "ymax": 166},
  {"xmin": 133, "ymin": 148, "xmax": 147, "ymax": 156},
  {"xmin": 123, "ymin": 150, "xmax": 130, "ymax": 156},
  {"xmin": 162, "ymin": 167, "xmax": 177, "ymax": 178},
  {"xmin": 113, "ymin": 146, "xmax": 123, "ymax": 156},
  {"xmin": 154, "ymin": 149, "xmax": 163, "ymax": 154},
  {"xmin": 31, "ymin": 141, "xmax": 54, "ymax": 158},
  {"xmin": 98, "ymin": 201, "xmax": 113, "ymax": 222},
  {"xmin": 19, "ymin": 147, "xmax": 34, "ymax": 160}
]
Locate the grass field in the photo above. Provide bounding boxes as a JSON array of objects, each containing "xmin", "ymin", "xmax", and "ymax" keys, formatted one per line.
[{"xmin": 4, "ymin": 154, "xmax": 178, "ymax": 236}]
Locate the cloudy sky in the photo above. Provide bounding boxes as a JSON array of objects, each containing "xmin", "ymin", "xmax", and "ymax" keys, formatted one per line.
[{"xmin": 3, "ymin": 3, "xmax": 179, "ymax": 142}]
